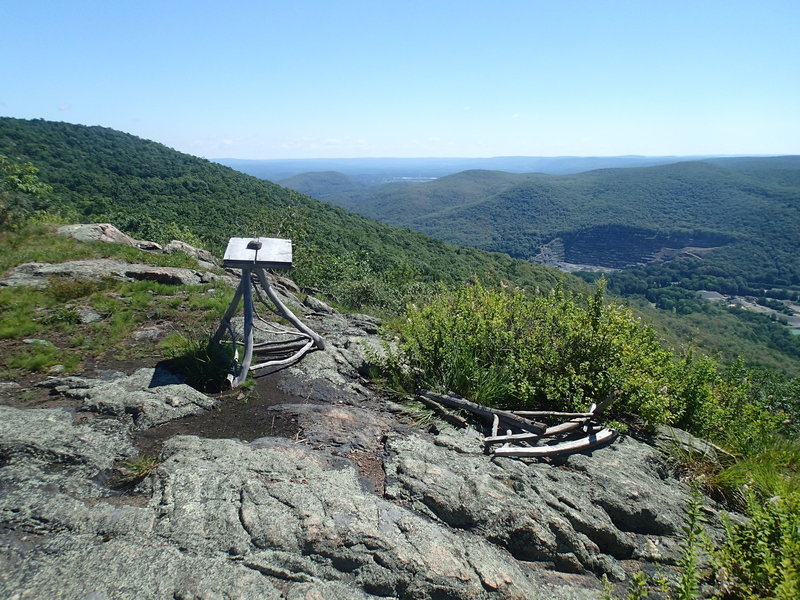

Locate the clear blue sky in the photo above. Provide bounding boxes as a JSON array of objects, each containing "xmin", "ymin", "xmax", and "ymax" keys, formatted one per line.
[{"xmin": 2, "ymin": 1, "xmax": 798, "ymax": 159}]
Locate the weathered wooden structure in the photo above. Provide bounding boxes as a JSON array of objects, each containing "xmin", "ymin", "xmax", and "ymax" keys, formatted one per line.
[
  {"xmin": 212, "ymin": 237, "xmax": 324, "ymax": 387},
  {"xmin": 416, "ymin": 389, "xmax": 620, "ymax": 459}
]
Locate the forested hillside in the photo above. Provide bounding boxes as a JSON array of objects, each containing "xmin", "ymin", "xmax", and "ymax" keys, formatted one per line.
[
  {"xmin": 310, "ymin": 159, "xmax": 800, "ymax": 292},
  {"xmin": 0, "ymin": 117, "xmax": 575, "ymax": 313}
]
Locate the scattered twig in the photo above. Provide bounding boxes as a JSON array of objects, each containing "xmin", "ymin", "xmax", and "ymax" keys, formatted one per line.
[
  {"xmin": 416, "ymin": 390, "xmax": 546, "ymax": 435},
  {"xmin": 414, "ymin": 394, "xmax": 470, "ymax": 428}
]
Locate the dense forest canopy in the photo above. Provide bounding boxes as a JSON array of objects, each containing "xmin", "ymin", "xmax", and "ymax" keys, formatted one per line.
[{"xmin": 298, "ymin": 158, "xmax": 800, "ymax": 295}]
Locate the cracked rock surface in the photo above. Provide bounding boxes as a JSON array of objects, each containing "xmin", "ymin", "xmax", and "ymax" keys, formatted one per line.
[
  {"xmin": 1, "ymin": 276, "xmax": 733, "ymax": 599},
  {"xmin": 34, "ymin": 367, "xmax": 218, "ymax": 430}
]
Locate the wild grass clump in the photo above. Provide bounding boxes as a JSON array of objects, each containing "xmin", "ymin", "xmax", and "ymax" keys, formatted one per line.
[
  {"xmin": 161, "ymin": 332, "xmax": 231, "ymax": 392},
  {"xmin": 46, "ymin": 276, "xmax": 113, "ymax": 302},
  {"xmin": 118, "ymin": 455, "xmax": 161, "ymax": 484}
]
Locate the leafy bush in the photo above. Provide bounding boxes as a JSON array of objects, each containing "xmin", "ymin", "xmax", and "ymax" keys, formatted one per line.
[
  {"xmin": 375, "ymin": 281, "xmax": 682, "ymax": 421},
  {"xmin": 716, "ymin": 491, "xmax": 800, "ymax": 599},
  {"xmin": 292, "ymin": 248, "xmax": 433, "ymax": 314}
]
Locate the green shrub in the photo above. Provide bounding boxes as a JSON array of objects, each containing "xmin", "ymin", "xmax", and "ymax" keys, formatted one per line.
[
  {"xmin": 376, "ymin": 281, "xmax": 679, "ymax": 421},
  {"xmin": 715, "ymin": 491, "xmax": 800, "ymax": 599}
]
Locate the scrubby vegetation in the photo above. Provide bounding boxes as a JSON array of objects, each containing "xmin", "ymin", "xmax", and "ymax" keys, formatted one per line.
[{"xmin": 372, "ymin": 280, "xmax": 799, "ymax": 599}]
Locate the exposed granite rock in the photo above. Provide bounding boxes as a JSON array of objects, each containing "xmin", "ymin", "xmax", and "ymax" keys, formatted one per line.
[
  {"xmin": 164, "ymin": 239, "xmax": 218, "ymax": 269},
  {"xmin": 2, "ymin": 536, "xmax": 287, "ymax": 600},
  {"xmin": 150, "ymin": 435, "xmax": 597, "ymax": 599},
  {"xmin": 0, "ymin": 406, "xmax": 599, "ymax": 599},
  {"xmin": 267, "ymin": 403, "xmax": 390, "ymax": 455},
  {"xmin": 0, "ymin": 404, "xmax": 136, "ymax": 473},
  {"xmin": 383, "ymin": 427, "xmax": 719, "ymax": 580},
  {"xmin": 35, "ymin": 367, "xmax": 217, "ymax": 430},
  {"xmin": 653, "ymin": 425, "xmax": 721, "ymax": 461},
  {"xmin": 57, "ymin": 223, "xmax": 158, "ymax": 250},
  {"xmin": 75, "ymin": 306, "xmax": 104, "ymax": 324},
  {"xmin": 304, "ymin": 294, "xmax": 336, "ymax": 313},
  {"xmin": 1, "ymin": 259, "xmax": 224, "ymax": 287},
  {"xmin": 0, "ymin": 405, "xmax": 143, "ymax": 535}
]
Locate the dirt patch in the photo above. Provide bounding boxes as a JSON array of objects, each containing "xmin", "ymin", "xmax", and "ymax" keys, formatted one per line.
[
  {"xmin": 134, "ymin": 374, "xmax": 304, "ymax": 457},
  {"xmin": 347, "ymin": 448, "xmax": 386, "ymax": 495}
]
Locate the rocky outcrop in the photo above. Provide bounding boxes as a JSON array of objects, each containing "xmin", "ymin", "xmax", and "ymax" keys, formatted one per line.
[
  {"xmin": 0, "ymin": 226, "xmax": 735, "ymax": 599},
  {"xmin": 57, "ymin": 223, "xmax": 219, "ymax": 270},
  {"xmin": 0, "ymin": 403, "xmax": 599, "ymax": 599},
  {"xmin": 384, "ymin": 429, "xmax": 705, "ymax": 581},
  {"xmin": 1, "ymin": 258, "xmax": 226, "ymax": 287},
  {"xmin": 35, "ymin": 367, "xmax": 218, "ymax": 430},
  {"xmin": 164, "ymin": 239, "xmax": 218, "ymax": 269},
  {"xmin": 57, "ymin": 223, "xmax": 161, "ymax": 250}
]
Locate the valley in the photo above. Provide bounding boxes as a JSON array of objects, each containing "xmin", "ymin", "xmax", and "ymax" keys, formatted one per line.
[{"xmin": 267, "ymin": 156, "xmax": 800, "ymax": 373}]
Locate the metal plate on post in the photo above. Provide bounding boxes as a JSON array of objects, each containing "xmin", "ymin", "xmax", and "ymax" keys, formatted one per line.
[{"xmin": 222, "ymin": 237, "xmax": 293, "ymax": 269}]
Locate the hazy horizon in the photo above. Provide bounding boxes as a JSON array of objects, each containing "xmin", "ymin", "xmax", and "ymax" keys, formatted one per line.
[{"xmin": 2, "ymin": 1, "xmax": 798, "ymax": 160}]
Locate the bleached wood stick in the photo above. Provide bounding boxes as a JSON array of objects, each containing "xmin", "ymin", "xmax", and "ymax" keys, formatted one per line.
[
  {"xmin": 592, "ymin": 390, "xmax": 621, "ymax": 415},
  {"xmin": 254, "ymin": 268, "xmax": 325, "ymax": 350},
  {"xmin": 249, "ymin": 339, "xmax": 315, "ymax": 370},
  {"xmin": 543, "ymin": 418, "xmax": 586, "ymax": 436},
  {"xmin": 484, "ymin": 432, "xmax": 541, "ymax": 444},
  {"xmin": 493, "ymin": 429, "xmax": 618, "ymax": 458},
  {"xmin": 236, "ymin": 267, "xmax": 256, "ymax": 387},
  {"xmin": 414, "ymin": 394, "xmax": 470, "ymax": 428},
  {"xmin": 491, "ymin": 414, "xmax": 499, "ymax": 437},
  {"xmin": 511, "ymin": 410, "xmax": 595, "ymax": 418},
  {"xmin": 501, "ymin": 429, "xmax": 513, "ymax": 449},
  {"xmin": 212, "ymin": 276, "xmax": 245, "ymax": 344},
  {"xmin": 417, "ymin": 390, "xmax": 546, "ymax": 435}
]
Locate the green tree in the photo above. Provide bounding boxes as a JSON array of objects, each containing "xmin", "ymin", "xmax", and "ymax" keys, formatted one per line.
[{"xmin": 0, "ymin": 154, "xmax": 52, "ymax": 227}]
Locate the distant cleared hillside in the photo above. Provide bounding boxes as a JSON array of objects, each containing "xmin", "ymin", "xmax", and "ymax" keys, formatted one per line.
[{"xmin": 314, "ymin": 159, "xmax": 800, "ymax": 289}]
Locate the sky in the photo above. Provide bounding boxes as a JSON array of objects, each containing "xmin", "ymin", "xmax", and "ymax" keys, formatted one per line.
[{"xmin": 1, "ymin": 1, "xmax": 798, "ymax": 159}]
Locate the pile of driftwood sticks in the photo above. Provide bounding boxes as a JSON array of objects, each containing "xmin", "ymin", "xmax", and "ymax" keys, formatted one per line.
[{"xmin": 415, "ymin": 389, "xmax": 620, "ymax": 458}]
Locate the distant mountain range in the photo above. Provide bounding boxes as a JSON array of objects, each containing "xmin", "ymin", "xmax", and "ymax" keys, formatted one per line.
[
  {"xmin": 274, "ymin": 156, "xmax": 800, "ymax": 324},
  {"xmin": 214, "ymin": 155, "xmax": 735, "ymax": 184},
  {"xmin": 275, "ymin": 158, "xmax": 800, "ymax": 274}
]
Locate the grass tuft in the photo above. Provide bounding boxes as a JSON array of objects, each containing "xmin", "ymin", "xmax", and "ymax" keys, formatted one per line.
[
  {"xmin": 118, "ymin": 455, "xmax": 161, "ymax": 483},
  {"xmin": 161, "ymin": 332, "xmax": 231, "ymax": 393}
]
